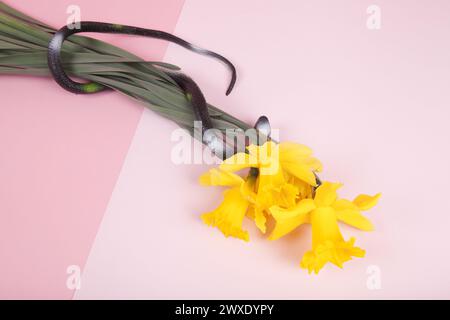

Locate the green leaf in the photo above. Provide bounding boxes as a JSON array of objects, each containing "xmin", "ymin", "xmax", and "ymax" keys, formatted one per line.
[{"xmin": 0, "ymin": 2, "xmax": 251, "ymax": 138}]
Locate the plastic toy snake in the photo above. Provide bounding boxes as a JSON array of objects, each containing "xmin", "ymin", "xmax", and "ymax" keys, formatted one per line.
[{"xmin": 47, "ymin": 21, "xmax": 272, "ymax": 157}]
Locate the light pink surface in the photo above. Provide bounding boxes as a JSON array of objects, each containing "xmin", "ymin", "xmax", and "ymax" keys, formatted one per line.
[
  {"xmin": 75, "ymin": 0, "xmax": 450, "ymax": 299},
  {"xmin": 0, "ymin": 0, "xmax": 185, "ymax": 299},
  {"xmin": 2, "ymin": 0, "xmax": 450, "ymax": 299}
]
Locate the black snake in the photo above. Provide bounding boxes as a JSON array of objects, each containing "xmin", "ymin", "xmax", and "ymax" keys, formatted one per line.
[
  {"xmin": 47, "ymin": 22, "xmax": 271, "ymax": 158},
  {"xmin": 49, "ymin": 22, "xmax": 236, "ymax": 125}
]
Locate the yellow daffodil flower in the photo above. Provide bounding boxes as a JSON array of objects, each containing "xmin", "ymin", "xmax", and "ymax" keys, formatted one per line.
[
  {"xmin": 215, "ymin": 141, "xmax": 322, "ymax": 233},
  {"xmin": 200, "ymin": 169, "xmax": 257, "ymax": 241},
  {"xmin": 199, "ymin": 138, "xmax": 380, "ymax": 273},
  {"xmin": 200, "ymin": 141, "xmax": 322, "ymax": 237},
  {"xmin": 269, "ymin": 182, "xmax": 380, "ymax": 273},
  {"xmin": 220, "ymin": 141, "xmax": 322, "ymax": 186},
  {"xmin": 199, "ymin": 166, "xmax": 285, "ymax": 238}
]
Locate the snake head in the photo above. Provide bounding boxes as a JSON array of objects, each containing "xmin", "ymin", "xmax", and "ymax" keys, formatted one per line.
[{"xmin": 254, "ymin": 115, "xmax": 271, "ymax": 138}]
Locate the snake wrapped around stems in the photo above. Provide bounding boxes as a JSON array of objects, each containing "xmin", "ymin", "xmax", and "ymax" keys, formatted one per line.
[{"xmin": 47, "ymin": 21, "xmax": 236, "ymax": 135}]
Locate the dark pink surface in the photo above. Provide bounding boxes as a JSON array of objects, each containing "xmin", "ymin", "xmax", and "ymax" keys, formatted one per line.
[{"xmin": 0, "ymin": 0, "xmax": 185, "ymax": 299}]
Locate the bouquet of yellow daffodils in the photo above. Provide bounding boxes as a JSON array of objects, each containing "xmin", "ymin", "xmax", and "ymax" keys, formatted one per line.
[
  {"xmin": 0, "ymin": 2, "xmax": 380, "ymax": 274},
  {"xmin": 200, "ymin": 141, "xmax": 380, "ymax": 273}
]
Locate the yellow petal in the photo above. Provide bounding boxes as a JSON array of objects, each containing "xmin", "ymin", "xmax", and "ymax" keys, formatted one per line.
[
  {"xmin": 313, "ymin": 182, "xmax": 342, "ymax": 207},
  {"xmin": 279, "ymin": 142, "xmax": 322, "ymax": 173},
  {"xmin": 257, "ymin": 162, "xmax": 285, "ymax": 186},
  {"xmin": 240, "ymin": 174, "xmax": 257, "ymax": 204},
  {"xmin": 302, "ymin": 206, "xmax": 366, "ymax": 273},
  {"xmin": 279, "ymin": 142, "xmax": 313, "ymax": 158},
  {"xmin": 248, "ymin": 206, "xmax": 267, "ymax": 233},
  {"xmin": 273, "ymin": 183, "xmax": 300, "ymax": 209},
  {"xmin": 333, "ymin": 199, "xmax": 374, "ymax": 231},
  {"xmin": 248, "ymin": 141, "xmax": 280, "ymax": 176},
  {"xmin": 300, "ymin": 157, "xmax": 323, "ymax": 172},
  {"xmin": 219, "ymin": 152, "xmax": 258, "ymax": 172},
  {"xmin": 201, "ymin": 187, "xmax": 250, "ymax": 241},
  {"xmin": 310, "ymin": 207, "xmax": 343, "ymax": 246},
  {"xmin": 247, "ymin": 141, "xmax": 278, "ymax": 160},
  {"xmin": 287, "ymin": 175, "xmax": 313, "ymax": 200},
  {"xmin": 300, "ymin": 237, "xmax": 365, "ymax": 274},
  {"xmin": 301, "ymin": 250, "xmax": 328, "ymax": 274},
  {"xmin": 281, "ymin": 162, "xmax": 318, "ymax": 186},
  {"xmin": 268, "ymin": 199, "xmax": 315, "ymax": 240},
  {"xmin": 199, "ymin": 168, "xmax": 244, "ymax": 187},
  {"xmin": 255, "ymin": 166, "xmax": 298, "ymax": 209},
  {"xmin": 353, "ymin": 193, "xmax": 381, "ymax": 211}
]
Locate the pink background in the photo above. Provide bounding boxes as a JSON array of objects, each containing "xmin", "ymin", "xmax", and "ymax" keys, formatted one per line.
[{"xmin": 1, "ymin": 0, "xmax": 450, "ymax": 299}]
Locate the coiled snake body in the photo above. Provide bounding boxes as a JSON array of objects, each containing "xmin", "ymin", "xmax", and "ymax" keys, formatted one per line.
[
  {"xmin": 47, "ymin": 22, "xmax": 271, "ymax": 158},
  {"xmin": 49, "ymin": 22, "xmax": 236, "ymax": 133}
]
